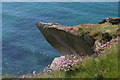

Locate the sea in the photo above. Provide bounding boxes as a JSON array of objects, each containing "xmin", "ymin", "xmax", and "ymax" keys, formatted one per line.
[{"xmin": 2, "ymin": 2, "xmax": 118, "ymax": 76}]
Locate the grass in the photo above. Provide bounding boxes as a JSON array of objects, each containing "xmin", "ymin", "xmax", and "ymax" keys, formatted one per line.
[
  {"xmin": 78, "ymin": 24, "xmax": 119, "ymax": 38},
  {"xmin": 2, "ymin": 24, "xmax": 120, "ymax": 79},
  {"xmin": 27, "ymin": 39, "xmax": 119, "ymax": 78},
  {"xmin": 82, "ymin": 24, "xmax": 118, "ymax": 33},
  {"xmin": 73, "ymin": 46, "xmax": 118, "ymax": 78},
  {"xmin": 3, "ymin": 43, "xmax": 119, "ymax": 78}
]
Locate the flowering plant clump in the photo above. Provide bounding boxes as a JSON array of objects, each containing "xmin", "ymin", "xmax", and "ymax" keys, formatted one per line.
[
  {"xmin": 53, "ymin": 54, "xmax": 84, "ymax": 72},
  {"xmin": 95, "ymin": 37, "xmax": 120, "ymax": 54},
  {"xmin": 20, "ymin": 71, "xmax": 37, "ymax": 78},
  {"xmin": 43, "ymin": 65, "xmax": 52, "ymax": 73},
  {"xmin": 20, "ymin": 71, "xmax": 44, "ymax": 78}
]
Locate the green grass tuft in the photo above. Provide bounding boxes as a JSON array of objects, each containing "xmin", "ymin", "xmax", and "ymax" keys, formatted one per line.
[{"xmin": 30, "ymin": 41, "xmax": 119, "ymax": 78}]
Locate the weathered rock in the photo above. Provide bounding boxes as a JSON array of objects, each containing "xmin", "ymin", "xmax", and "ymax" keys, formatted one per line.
[
  {"xmin": 50, "ymin": 56, "xmax": 64, "ymax": 70},
  {"xmin": 36, "ymin": 18, "xmax": 119, "ymax": 56},
  {"xmin": 101, "ymin": 32, "xmax": 112, "ymax": 44},
  {"xmin": 99, "ymin": 17, "xmax": 120, "ymax": 25},
  {"xmin": 116, "ymin": 28, "xmax": 120, "ymax": 36},
  {"xmin": 36, "ymin": 22, "xmax": 95, "ymax": 55}
]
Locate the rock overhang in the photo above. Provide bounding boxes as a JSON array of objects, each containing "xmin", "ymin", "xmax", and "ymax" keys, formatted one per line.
[{"xmin": 36, "ymin": 22, "xmax": 95, "ymax": 56}]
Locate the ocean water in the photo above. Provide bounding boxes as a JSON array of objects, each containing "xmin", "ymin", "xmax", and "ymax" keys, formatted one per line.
[{"xmin": 2, "ymin": 2, "xmax": 118, "ymax": 76}]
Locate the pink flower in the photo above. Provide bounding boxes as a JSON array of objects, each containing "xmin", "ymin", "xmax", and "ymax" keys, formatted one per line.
[
  {"xmin": 64, "ymin": 69, "xmax": 67, "ymax": 71},
  {"xmin": 33, "ymin": 71, "xmax": 36, "ymax": 74},
  {"xmin": 67, "ymin": 27, "xmax": 73, "ymax": 30},
  {"xmin": 100, "ymin": 51, "xmax": 106, "ymax": 53},
  {"xmin": 69, "ymin": 60, "xmax": 72, "ymax": 63},
  {"xmin": 73, "ymin": 56, "xmax": 77, "ymax": 59},
  {"xmin": 68, "ymin": 66, "xmax": 70, "ymax": 68},
  {"xmin": 72, "ymin": 63, "xmax": 75, "ymax": 66},
  {"xmin": 67, "ymin": 69, "xmax": 70, "ymax": 71},
  {"xmin": 58, "ymin": 67, "xmax": 61, "ymax": 70},
  {"xmin": 74, "ymin": 60, "xmax": 79, "ymax": 63},
  {"xmin": 107, "ymin": 41, "xmax": 110, "ymax": 44},
  {"xmin": 21, "ymin": 75, "xmax": 26, "ymax": 78}
]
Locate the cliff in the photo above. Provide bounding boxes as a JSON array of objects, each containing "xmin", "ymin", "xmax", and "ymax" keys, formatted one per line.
[
  {"xmin": 15, "ymin": 17, "xmax": 120, "ymax": 78},
  {"xmin": 36, "ymin": 23, "xmax": 95, "ymax": 55},
  {"xmin": 36, "ymin": 17, "xmax": 120, "ymax": 56}
]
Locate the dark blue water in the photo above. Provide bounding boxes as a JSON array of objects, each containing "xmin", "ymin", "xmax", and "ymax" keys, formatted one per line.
[{"xmin": 2, "ymin": 2, "xmax": 118, "ymax": 76}]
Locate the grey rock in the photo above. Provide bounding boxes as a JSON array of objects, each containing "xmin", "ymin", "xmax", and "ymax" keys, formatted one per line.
[
  {"xmin": 50, "ymin": 56, "xmax": 65, "ymax": 70},
  {"xmin": 99, "ymin": 17, "xmax": 120, "ymax": 25},
  {"xmin": 36, "ymin": 22, "xmax": 95, "ymax": 55}
]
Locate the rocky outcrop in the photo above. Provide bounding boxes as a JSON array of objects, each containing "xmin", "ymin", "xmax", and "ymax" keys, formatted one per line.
[
  {"xmin": 99, "ymin": 17, "xmax": 120, "ymax": 25},
  {"xmin": 50, "ymin": 56, "xmax": 65, "ymax": 70},
  {"xmin": 36, "ymin": 17, "xmax": 120, "ymax": 72},
  {"xmin": 36, "ymin": 23, "xmax": 95, "ymax": 55},
  {"xmin": 36, "ymin": 17, "xmax": 120, "ymax": 56}
]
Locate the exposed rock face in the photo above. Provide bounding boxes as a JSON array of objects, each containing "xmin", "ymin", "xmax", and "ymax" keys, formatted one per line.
[
  {"xmin": 36, "ymin": 17, "xmax": 119, "ymax": 56},
  {"xmin": 36, "ymin": 17, "xmax": 120, "ymax": 71},
  {"xmin": 36, "ymin": 22, "xmax": 95, "ymax": 55},
  {"xmin": 99, "ymin": 17, "xmax": 120, "ymax": 25},
  {"xmin": 50, "ymin": 56, "xmax": 65, "ymax": 70},
  {"xmin": 116, "ymin": 28, "xmax": 120, "ymax": 36},
  {"xmin": 101, "ymin": 32, "xmax": 112, "ymax": 44}
]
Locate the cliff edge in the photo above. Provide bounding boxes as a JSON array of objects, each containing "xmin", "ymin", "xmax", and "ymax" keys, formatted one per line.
[{"xmin": 36, "ymin": 17, "xmax": 120, "ymax": 56}]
